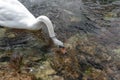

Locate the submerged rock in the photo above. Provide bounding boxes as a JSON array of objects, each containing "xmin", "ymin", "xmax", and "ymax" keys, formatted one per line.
[{"xmin": 50, "ymin": 33, "xmax": 120, "ymax": 80}]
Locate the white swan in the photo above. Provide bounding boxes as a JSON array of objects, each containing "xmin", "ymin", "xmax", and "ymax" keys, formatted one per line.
[{"xmin": 0, "ymin": 0, "xmax": 64, "ymax": 48}]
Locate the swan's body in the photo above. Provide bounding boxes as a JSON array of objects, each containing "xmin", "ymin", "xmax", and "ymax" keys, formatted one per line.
[{"xmin": 0, "ymin": 0, "xmax": 64, "ymax": 48}]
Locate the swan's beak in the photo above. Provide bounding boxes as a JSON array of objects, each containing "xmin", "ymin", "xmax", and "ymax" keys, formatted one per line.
[{"xmin": 59, "ymin": 46, "xmax": 67, "ymax": 54}]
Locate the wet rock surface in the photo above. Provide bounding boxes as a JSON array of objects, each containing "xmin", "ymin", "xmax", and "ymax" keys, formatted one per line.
[{"xmin": 0, "ymin": 0, "xmax": 120, "ymax": 80}]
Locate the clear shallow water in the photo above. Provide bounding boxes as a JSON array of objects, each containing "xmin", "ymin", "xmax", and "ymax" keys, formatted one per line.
[{"xmin": 0, "ymin": 0, "xmax": 120, "ymax": 80}]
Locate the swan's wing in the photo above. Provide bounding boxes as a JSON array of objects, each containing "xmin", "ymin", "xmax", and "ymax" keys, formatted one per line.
[{"xmin": 0, "ymin": 0, "xmax": 36, "ymax": 29}]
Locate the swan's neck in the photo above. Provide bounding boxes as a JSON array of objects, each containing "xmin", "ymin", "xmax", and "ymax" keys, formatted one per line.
[
  {"xmin": 32, "ymin": 15, "xmax": 64, "ymax": 47},
  {"xmin": 34, "ymin": 15, "xmax": 56, "ymax": 38}
]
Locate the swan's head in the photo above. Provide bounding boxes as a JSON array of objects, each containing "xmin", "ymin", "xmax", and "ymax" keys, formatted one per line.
[{"xmin": 52, "ymin": 37, "xmax": 66, "ymax": 54}]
